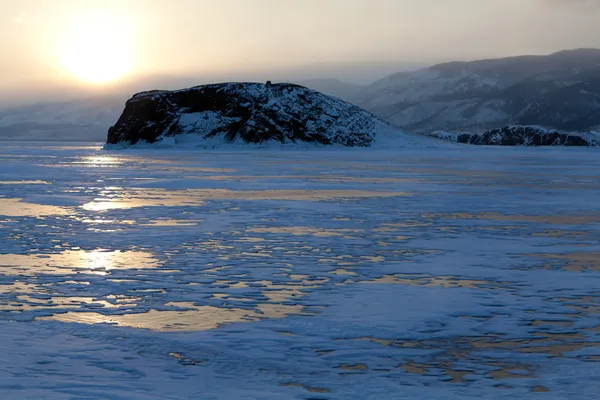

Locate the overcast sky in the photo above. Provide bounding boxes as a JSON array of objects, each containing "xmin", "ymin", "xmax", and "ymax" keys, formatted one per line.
[{"xmin": 1, "ymin": 0, "xmax": 600, "ymax": 105}]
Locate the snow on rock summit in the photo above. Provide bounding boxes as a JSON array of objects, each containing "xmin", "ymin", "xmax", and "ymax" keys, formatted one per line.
[{"xmin": 106, "ymin": 82, "xmax": 434, "ymax": 148}]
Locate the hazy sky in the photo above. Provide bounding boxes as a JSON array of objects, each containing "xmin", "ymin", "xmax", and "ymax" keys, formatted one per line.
[{"xmin": 2, "ymin": 0, "xmax": 600, "ymax": 105}]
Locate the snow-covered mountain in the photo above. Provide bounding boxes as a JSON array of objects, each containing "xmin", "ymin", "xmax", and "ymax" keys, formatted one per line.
[
  {"xmin": 0, "ymin": 95, "xmax": 127, "ymax": 141},
  {"xmin": 359, "ymin": 49, "xmax": 600, "ymax": 133},
  {"xmin": 107, "ymin": 82, "xmax": 434, "ymax": 148}
]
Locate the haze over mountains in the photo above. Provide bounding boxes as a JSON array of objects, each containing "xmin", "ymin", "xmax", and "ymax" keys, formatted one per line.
[
  {"xmin": 1, "ymin": 48, "xmax": 599, "ymax": 141},
  {"xmin": 0, "ymin": 94, "xmax": 128, "ymax": 141},
  {"xmin": 358, "ymin": 48, "xmax": 600, "ymax": 134}
]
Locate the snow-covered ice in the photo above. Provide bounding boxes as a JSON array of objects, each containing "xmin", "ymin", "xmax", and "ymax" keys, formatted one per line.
[{"xmin": 1, "ymin": 142, "xmax": 600, "ymax": 399}]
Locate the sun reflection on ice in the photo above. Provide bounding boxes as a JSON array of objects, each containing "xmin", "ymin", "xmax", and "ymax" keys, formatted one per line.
[
  {"xmin": 73, "ymin": 156, "xmax": 124, "ymax": 167},
  {"xmin": 80, "ymin": 188, "xmax": 407, "ymax": 212},
  {"xmin": 0, "ymin": 198, "xmax": 71, "ymax": 217},
  {"xmin": 0, "ymin": 249, "xmax": 161, "ymax": 276}
]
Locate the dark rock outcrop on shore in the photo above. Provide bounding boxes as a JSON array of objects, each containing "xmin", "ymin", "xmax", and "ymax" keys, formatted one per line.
[
  {"xmin": 106, "ymin": 82, "xmax": 403, "ymax": 147},
  {"xmin": 428, "ymin": 125, "xmax": 599, "ymax": 146}
]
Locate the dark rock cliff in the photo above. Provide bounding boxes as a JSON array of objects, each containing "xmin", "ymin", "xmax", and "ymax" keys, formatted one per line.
[
  {"xmin": 107, "ymin": 82, "xmax": 399, "ymax": 147},
  {"xmin": 428, "ymin": 125, "xmax": 599, "ymax": 146}
]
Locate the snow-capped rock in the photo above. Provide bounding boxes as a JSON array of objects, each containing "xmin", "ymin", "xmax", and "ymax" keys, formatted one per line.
[
  {"xmin": 107, "ymin": 82, "xmax": 435, "ymax": 148},
  {"xmin": 427, "ymin": 125, "xmax": 600, "ymax": 146},
  {"xmin": 359, "ymin": 49, "xmax": 600, "ymax": 133}
]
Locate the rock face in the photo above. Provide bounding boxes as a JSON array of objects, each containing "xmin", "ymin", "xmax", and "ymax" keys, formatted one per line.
[
  {"xmin": 359, "ymin": 49, "xmax": 600, "ymax": 133},
  {"xmin": 107, "ymin": 82, "xmax": 404, "ymax": 147},
  {"xmin": 428, "ymin": 126, "xmax": 600, "ymax": 146}
]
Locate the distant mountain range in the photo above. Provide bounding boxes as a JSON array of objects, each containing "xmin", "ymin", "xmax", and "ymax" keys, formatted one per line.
[
  {"xmin": 357, "ymin": 48, "xmax": 600, "ymax": 133},
  {"xmin": 1, "ymin": 48, "xmax": 599, "ymax": 142},
  {"xmin": 0, "ymin": 95, "xmax": 127, "ymax": 141}
]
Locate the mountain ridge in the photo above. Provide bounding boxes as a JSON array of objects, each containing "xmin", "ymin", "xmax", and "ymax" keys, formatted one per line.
[{"xmin": 358, "ymin": 48, "xmax": 600, "ymax": 134}]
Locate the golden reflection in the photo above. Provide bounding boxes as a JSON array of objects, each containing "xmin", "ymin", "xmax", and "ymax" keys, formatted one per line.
[
  {"xmin": 201, "ymin": 174, "xmax": 419, "ymax": 184},
  {"xmin": 169, "ymin": 352, "xmax": 204, "ymax": 366},
  {"xmin": 488, "ymin": 368, "xmax": 532, "ymax": 380},
  {"xmin": 81, "ymin": 218, "xmax": 136, "ymax": 224},
  {"xmin": 1, "ymin": 295, "xmax": 137, "ymax": 312},
  {"xmin": 532, "ymin": 230, "xmax": 590, "ymax": 239},
  {"xmin": 361, "ymin": 256, "xmax": 385, "ymax": 263},
  {"xmin": 350, "ymin": 327, "xmax": 599, "ymax": 368},
  {"xmin": 374, "ymin": 222, "xmax": 431, "ymax": 232},
  {"xmin": 0, "ymin": 180, "xmax": 50, "ymax": 185},
  {"xmin": 338, "ymin": 364, "xmax": 369, "ymax": 371},
  {"xmin": 37, "ymin": 276, "xmax": 330, "ymax": 331},
  {"xmin": 236, "ymin": 237, "xmax": 265, "ymax": 243},
  {"xmin": 278, "ymin": 331, "xmax": 296, "ymax": 336},
  {"xmin": 0, "ymin": 198, "xmax": 71, "ymax": 217},
  {"xmin": 526, "ymin": 252, "xmax": 600, "ymax": 272},
  {"xmin": 203, "ymin": 266, "xmax": 233, "ymax": 274},
  {"xmin": 401, "ymin": 363, "xmax": 429, "ymax": 374},
  {"xmin": 38, "ymin": 299, "xmax": 308, "ymax": 332},
  {"xmin": 248, "ymin": 226, "xmax": 361, "ymax": 237},
  {"xmin": 289, "ymin": 274, "xmax": 310, "ymax": 280},
  {"xmin": 0, "ymin": 250, "xmax": 161, "ymax": 276},
  {"xmin": 557, "ymin": 295, "xmax": 600, "ymax": 315},
  {"xmin": 352, "ymin": 337, "xmax": 397, "ymax": 347},
  {"xmin": 532, "ymin": 320, "xmax": 574, "ymax": 328},
  {"xmin": 141, "ymin": 219, "xmax": 201, "ymax": 227},
  {"xmin": 330, "ymin": 269, "xmax": 358, "ymax": 276},
  {"xmin": 429, "ymin": 212, "xmax": 600, "ymax": 225},
  {"xmin": 280, "ymin": 383, "xmax": 330, "ymax": 393},
  {"xmin": 73, "ymin": 156, "xmax": 124, "ymax": 166},
  {"xmin": 82, "ymin": 199, "xmax": 204, "ymax": 212},
  {"xmin": 256, "ymin": 304, "xmax": 304, "ymax": 318},
  {"xmin": 362, "ymin": 274, "xmax": 513, "ymax": 290},
  {"xmin": 38, "ymin": 307, "xmax": 251, "ymax": 332},
  {"xmin": 352, "ymin": 336, "xmax": 541, "ymax": 385},
  {"xmin": 531, "ymin": 386, "xmax": 551, "ymax": 393},
  {"xmin": 81, "ymin": 188, "xmax": 409, "ymax": 212},
  {"xmin": 211, "ymin": 293, "xmax": 254, "ymax": 302}
]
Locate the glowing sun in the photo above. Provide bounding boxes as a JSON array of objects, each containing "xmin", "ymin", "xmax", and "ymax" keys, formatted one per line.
[{"xmin": 61, "ymin": 11, "xmax": 134, "ymax": 84}]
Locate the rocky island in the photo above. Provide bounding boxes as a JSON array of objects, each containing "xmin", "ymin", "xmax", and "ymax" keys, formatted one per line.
[
  {"xmin": 106, "ymin": 82, "xmax": 431, "ymax": 148},
  {"xmin": 428, "ymin": 125, "xmax": 600, "ymax": 146}
]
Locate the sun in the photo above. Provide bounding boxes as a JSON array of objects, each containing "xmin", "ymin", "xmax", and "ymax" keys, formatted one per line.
[{"xmin": 60, "ymin": 11, "xmax": 134, "ymax": 85}]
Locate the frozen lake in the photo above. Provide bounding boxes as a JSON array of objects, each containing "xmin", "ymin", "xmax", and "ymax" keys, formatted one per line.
[{"xmin": 1, "ymin": 142, "xmax": 599, "ymax": 399}]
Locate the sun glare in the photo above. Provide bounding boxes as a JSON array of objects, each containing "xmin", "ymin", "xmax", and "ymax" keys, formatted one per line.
[{"xmin": 60, "ymin": 11, "xmax": 134, "ymax": 84}]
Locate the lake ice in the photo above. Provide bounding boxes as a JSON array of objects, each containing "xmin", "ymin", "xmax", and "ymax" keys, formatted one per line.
[{"xmin": 1, "ymin": 143, "xmax": 599, "ymax": 399}]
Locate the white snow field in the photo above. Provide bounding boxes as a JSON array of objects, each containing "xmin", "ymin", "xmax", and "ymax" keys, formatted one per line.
[{"xmin": 1, "ymin": 142, "xmax": 600, "ymax": 399}]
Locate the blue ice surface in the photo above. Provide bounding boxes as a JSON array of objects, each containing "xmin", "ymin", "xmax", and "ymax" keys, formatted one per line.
[{"xmin": 1, "ymin": 142, "xmax": 600, "ymax": 399}]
